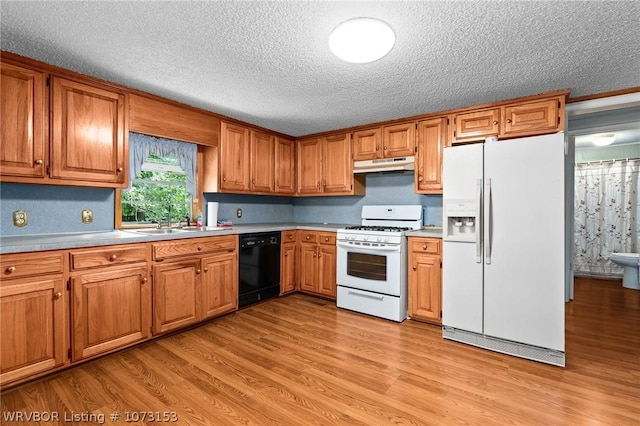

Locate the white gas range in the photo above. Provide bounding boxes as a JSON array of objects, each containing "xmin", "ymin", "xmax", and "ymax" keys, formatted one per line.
[{"xmin": 336, "ymin": 205, "xmax": 423, "ymax": 322}]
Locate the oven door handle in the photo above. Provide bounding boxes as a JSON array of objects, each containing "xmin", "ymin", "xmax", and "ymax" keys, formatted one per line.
[{"xmin": 336, "ymin": 240, "xmax": 401, "ymax": 252}]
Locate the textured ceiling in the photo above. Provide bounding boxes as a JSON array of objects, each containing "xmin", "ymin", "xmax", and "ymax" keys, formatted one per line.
[{"xmin": 1, "ymin": 1, "xmax": 639, "ymax": 137}]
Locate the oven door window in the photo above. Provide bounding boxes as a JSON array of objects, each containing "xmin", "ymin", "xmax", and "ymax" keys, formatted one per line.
[{"xmin": 347, "ymin": 252, "xmax": 387, "ymax": 281}]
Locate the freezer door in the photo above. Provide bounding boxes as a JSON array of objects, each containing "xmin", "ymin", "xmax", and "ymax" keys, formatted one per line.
[
  {"xmin": 442, "ymin": 143, "xmax": 484, "ymax": 333},
  {"xmin": 483, "ymin": 133, "xmax": 565, "ymax": 351}
]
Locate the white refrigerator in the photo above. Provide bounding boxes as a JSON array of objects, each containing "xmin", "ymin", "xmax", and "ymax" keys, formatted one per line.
[{"xmin": 442, "ymin": 133, "xmax": 566, "ymax": 367}]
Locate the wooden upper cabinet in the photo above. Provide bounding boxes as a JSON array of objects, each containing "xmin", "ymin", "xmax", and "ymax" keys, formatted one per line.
[
  {"xmin": 501, "ymin": 98, "xmax": 561, "ymax": 137},
  {"xmin": 250, "ymin": 129, "xmax": 275, "ymax": 192},
  {"xmin": 382, "ymin": 122, "xmax": 415, "ymax": 157},
  {"xmin": 275, "ymin": 136, "xmax": 295, "ymax": 194},
  {"xmin": 416, "ymin": 118, "xmax": 447, "ymax": 194},
  {"xmin": 219, "ymin": 121, "xmax": 250, "ymax": 191},
  {"xmin": 453, "ymin": 108, "xmax": 500, "ymax": 142},
  {"xmin": 323, "ymin": 133, "xmax": 352, "ymax": 194},
  {"xmin": 451, "ymin": 93, "xmax": 567, "ymax": 144},
  {"xmin": 0, "ymin": 62, "xmax": 47, "ymax": 178},
  {"xmin": 297, "ymin": 137, "xmax": 323, "ymax": 194},
  {"xmin": 352, "ymin": 128, "xmax": 382, "ymax": 161},
  {"xmin": 50, "ymin": 76, "xmax": 127, "ymax": 185}
]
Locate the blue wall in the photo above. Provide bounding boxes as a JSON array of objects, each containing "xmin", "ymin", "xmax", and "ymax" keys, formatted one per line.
[
  {"xmin": 0, "ymin": 183, "xmax": 115, "ymax": 236},
  {"xmin": 0, "ymin": 173, "xmax": 443, "ymax": 236},
  {"xmin": 204, "ymin": 173, "xmax": 443, "ymax": 227}
]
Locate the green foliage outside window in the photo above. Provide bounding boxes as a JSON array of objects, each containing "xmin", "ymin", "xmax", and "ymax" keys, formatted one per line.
[{"xmin": 122, "ymin": 156, "xmax": 192, "ymax": 225}]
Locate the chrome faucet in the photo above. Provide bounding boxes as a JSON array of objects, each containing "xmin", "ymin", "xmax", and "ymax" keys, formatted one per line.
[{"xmin": 156, "ymin": 203, "xmax": 173, "ymax": 228}]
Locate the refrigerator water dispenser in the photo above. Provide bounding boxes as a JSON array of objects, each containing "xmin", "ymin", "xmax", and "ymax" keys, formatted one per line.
[{"xmin": 444, "ymin": 200, "xmax": 477, "ymax": 242}]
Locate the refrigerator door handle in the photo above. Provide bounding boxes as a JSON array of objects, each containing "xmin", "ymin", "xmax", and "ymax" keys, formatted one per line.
[
  {"xmin": 484, "ymin": 178, "xmax": 492, "ymax": 264},
  {"xmin": 476, "ymin": 178, "xmax": 482, "ymax": 263}
]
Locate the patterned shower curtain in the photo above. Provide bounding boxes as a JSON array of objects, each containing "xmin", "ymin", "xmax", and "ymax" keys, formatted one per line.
[{"xmin": 574, "ymin": 158, "xmax": 640, "ymax": 278}]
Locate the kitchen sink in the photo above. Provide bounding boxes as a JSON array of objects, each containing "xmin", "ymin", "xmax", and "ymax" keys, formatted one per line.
[{"xmin": 126, "ymin": 228, "xmax": 189, "ymax": 235}]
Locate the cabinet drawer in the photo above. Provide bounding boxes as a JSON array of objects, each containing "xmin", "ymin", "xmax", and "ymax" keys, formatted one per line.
[
  {"xmin": 1, "ymin": 252, "xmax": 65, "ymax": 279},
  {"xmin": 318, "ymin": 232, "xmax": 336, "ymax": 245},
  {"xmin": 299, "ymin": 232, "xmax": 318, "ymax": 244},
  {"xmin": 153, "ymin": 235, "xmax": 237, "ymax": 260},
  {"xmin": 70, "ymin": 244, "xmax": 148, "ymax": 270},
  {"xmin": 409, "ymin": 238, "xmax": 441, "ymax": 255},
  {"xmin": 282, "ymin": 230, "xmax": 297, "ymax": 243}
]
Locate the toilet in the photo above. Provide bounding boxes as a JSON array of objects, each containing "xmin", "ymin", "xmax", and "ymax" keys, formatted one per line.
[{"xmin": 610, "ymin": 253, "xmax": 640, "ymax": 290}]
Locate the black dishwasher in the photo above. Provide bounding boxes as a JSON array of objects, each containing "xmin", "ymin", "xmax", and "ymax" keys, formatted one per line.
[{"xmin": 238, "ymin": 232, "xmax": 281, "ymax": 308}]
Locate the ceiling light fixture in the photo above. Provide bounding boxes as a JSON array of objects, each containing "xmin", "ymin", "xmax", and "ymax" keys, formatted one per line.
[
  {"xmin": 329, "ymin": 18, "xmax": 395, "ymax": 64},
  {"xmin": 591, "ymin": 133, "xmax": 616, "ymax": 146}
]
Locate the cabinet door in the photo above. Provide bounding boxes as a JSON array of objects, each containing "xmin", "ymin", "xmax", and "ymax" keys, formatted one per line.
[
  {"xmin": 280, "ymin": 243, "xmax": 297, "ymax": 295},
  {"xmin": 453, "ymin": 109, "xmax": 500, "ymax": 142},
  {"xmin": 0, "ymin": 63, "xmax": 47, "ymax": 179},
  {"xmin": 297, "ymin": 138, "xmax": 322, "ymax": 194},
  {"xmin": 382, "ymin": 122, "xmax": 415, "ymax": 158},
  {"xmin": 250, "ymin": 130, "xmax": 275, "ymax": 192},
  {"xmin": 299, "ymin": 243, "xmax": 318, "ymax": 293},
  {"xmin": 323, "ymin": 133, "xmax": 352, "ymax": 194},
  {"xmin": 408, "ymin": 253, "xmax": 442, "ymax": 323},
  {"xmin": 50, "ymin": 77, "xmax": 126, "ymax": 185},
  {"xmin": 153, "ymin": 259, "xmax": 199, "ymax": 334},
  {"xmin": 219, "ymin": 121, "xmax": 250, "ymax": 191},
  {"xmin": 71, "ymin": 266, "xmax": 150, "ymax": 360},
  {"xmin": 318, "ymin": 244, "xmax": 337, "ymax": 299},
  {"xmin": 0, "ymin": 277, "xmax": 66, "ymax": 385},
  {"xmin": 501, "ymin": 99, "xmax": 560, "ymax": 137},
  {"xmin": 200, "ymin": 251, "xmax": 238, "ymax": 320},
  {"xmin": 275, "ymin": 136, "xmax": 295, "ymax": 194},
  {"xmin": 416, "ymin": 118, "xmax": 447, "ymax": 194},
  {"xmin": 352, "ymin": 128, "xmax": 382, "ymax": 161}
]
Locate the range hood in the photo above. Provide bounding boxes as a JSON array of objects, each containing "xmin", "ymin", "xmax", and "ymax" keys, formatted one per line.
[{"xmin": 353, "ymin": 156, "xmax": 415, "ymax": 173}]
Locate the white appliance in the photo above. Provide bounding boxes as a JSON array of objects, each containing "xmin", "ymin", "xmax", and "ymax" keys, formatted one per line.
[
  {"xmin": 337, "ymin": 205, "xmax": 422, "ymax": 322},
  {"xmin": 353, "ymin": 156, "xmax": 415, "ymax": 173},
  {"xmin": 442, "ymin": 133, "xmax": 566, "ymax": 367}
]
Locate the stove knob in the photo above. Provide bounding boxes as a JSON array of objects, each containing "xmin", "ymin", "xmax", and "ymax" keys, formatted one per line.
[
  {"xmin": 376, "ymin": 237, "xmax": 383, "ymax": 242},
  {"xmin": 363, "ymin": 236, "xmax": 369, "ymax": 241}
]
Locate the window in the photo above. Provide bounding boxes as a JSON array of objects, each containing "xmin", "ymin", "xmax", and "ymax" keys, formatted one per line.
[
  {"xmin": 121, "ymin": 154, "xmax": 192, "ymax": 226},
  {"xmin": 118, "ymin": 132, "xmax": 198, "ymax": 228}
]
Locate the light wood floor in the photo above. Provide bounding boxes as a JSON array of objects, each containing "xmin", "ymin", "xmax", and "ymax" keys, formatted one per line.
[{"xmin": 1, "ymin": 277, "xmax": 639, "ymax": 425}]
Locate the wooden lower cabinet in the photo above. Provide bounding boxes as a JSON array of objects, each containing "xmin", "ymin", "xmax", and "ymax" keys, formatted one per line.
[
  {"xmin": 153, "ymin": 259, "xmax": 200, "ymax": 334},
  {"xmin": 298, "ymin": 231, "xmax": 337, "ymax": 299},
  {"xmin": 200, "ymin": 251, "xmax": 238, "ymax": 319},
  {"xmin": 280, "ymin": 230, "xmax": 298, "ymax": 295},
  {"xmin": 152, "ymin": 235, "xmax": 239, "ymax": 335},
  {"xmin": 0, "ymin": 275, "xmax": 67, "ymax": 386},
  {"xmin": 408, "ymin": 237, "xmax": 442, "ymax": 324},
  {"xmin": 71, "ymin": 266, "xmax": 150, "ymax": 361}
]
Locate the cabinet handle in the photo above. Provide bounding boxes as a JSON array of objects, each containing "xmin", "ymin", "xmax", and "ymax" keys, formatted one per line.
[
  {"xmin": 196, "ymin": 269, "xmax": 201, "ymax": 274},
  {"xmin": 223, "ymin": 177, "xmax": 227, "ymax": 182},
  {"xmin": 285, "ymin": 253, "xmax": 288, "ymax": 257},
  {"xmin": 384, "ymin": 146, "xmax": 388, "ymax": 150},
  {"xmin": 252, "ymin": 179, "xmax": 255, "ymax": 184},
  {"xmin": 5, "ymin": 266, "xmax": 16, "ymax": 274},
  {"xmin": 492, "ymin": 120, "xmax": 498, "ymax": 125},
  {"xmin": 288, "ymin": 235, "xmax": 293, "ymax": 240},
  {"xmin": 306, "ymin": 235, "xmax": 310, "ymax": 240},
  {"xmin": 141, "ymin": 277, "xmax": 148, "ymax": 284},
  {"xmin": 313, "ymin": 253, "xmax": 317, "ymax": 257},
  {"xmin": 422, "ymin": 244, "xmax": 428, "ymax": 250},
  {"xmin": 109, "ymin": 254, "xmax": 118, "ymax": 261},
  {"xmin": 204, "ymin": 267, "xmax": 209, "ymax": 272},
  {"xmin": 117, "ymin": 167, "xmax": 123, "ymax": 172},
  {"xmin": 418, "ymin": 176, "xmax": 423, "ymax": 182},
  {"xmin": 197, "ymin": 246, "xmax": 203, "ymax": 251},
  {"xmin": 54, "ymin": 292, "xmax": 63, "ymax": 299},
  {"xmin": 376, "ymin": 146, "xmax": 380, "ymax": 151},
  {"xmin": 412, "ymin": 266, "xmax": 417, "ymax": 270},
  {"xmin": 506, "ymin": 118, "xmax": 512, "ymax": 123},
  {"xmin": 325, "ymin": 237, "xmax": 329, "ymax": 242},
  {"xmin": 317, "ymin": 182, "xmax": 320, "ymax": 189},
  {"xmin": 34, "ymin": 159, "xmax": 43, "ymax": 165}
]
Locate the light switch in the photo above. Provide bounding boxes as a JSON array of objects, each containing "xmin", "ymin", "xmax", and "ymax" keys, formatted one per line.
[{"xmin": 237, "ymin": 208, "xmax": 243, "ymax": 218}]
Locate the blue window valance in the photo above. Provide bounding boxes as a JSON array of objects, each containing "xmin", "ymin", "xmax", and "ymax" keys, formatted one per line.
[{"xmin": 128, "ymin": 132, "xmax": 197, "ymax": 196}]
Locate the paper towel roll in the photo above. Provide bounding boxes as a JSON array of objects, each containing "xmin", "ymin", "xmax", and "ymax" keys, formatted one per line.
[{"xmin": 206, "ymin": 202, "xmax": 219, "ymax": 227}]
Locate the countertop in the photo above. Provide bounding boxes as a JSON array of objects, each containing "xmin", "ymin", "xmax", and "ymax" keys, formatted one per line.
[{"xmin": 0, "ymin": 223, "xmax": 443, "ymax": 254}]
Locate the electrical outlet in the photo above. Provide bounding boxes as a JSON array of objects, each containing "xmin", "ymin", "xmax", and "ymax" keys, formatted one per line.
[
  {"xmin": 236, "ymin": 208, "xmax": 243, "ymax": 218},
  {"xmin": 13, "ymin": 210, "xmax": 28, "ymax": 227},
  {"xmin": 82, "ymin": 209, "xmax": 93, "ymax": 224}
]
